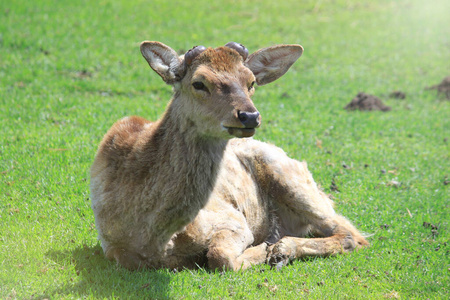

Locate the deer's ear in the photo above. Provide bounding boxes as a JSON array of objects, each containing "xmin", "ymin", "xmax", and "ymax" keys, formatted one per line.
[
  {"xmin": 140, "ymin": 41, "xmax": 184, "ymax": 84},
  {"xmin": 245, "ymin": 45, "xmax": 303, "ymax": 86}
]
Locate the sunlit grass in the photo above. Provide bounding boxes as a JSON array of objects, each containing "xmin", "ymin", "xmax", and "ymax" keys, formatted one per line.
[{"xmin": 1, "ymin": 0, "xmax": 449, "ymax": 299}]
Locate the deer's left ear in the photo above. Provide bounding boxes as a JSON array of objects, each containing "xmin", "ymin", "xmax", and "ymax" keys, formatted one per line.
[{"xmin": 245, "ymin": 45, "xmax": 303, "ymax": 86}]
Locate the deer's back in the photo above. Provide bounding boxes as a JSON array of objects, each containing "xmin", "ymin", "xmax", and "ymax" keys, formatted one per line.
[
  {"xmin": 93, "ymin": 116, "xmax": 153, "ymax": 169},
  {"xmin": 90, "ymin": 116, "xmax": 157, "ymax": 248}
]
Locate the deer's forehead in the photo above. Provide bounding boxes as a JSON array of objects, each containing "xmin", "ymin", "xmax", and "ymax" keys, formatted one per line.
[
  {"xmin": 195, "ymin": 47, "xmax": 241, "ymax": 68},
  {"xmin": 189, "ymin": 47, "xmax": 250, "ymax": 74},
  {"xmin": 192, "ymin": 64, "xmax": 254, "ymax": 84}
]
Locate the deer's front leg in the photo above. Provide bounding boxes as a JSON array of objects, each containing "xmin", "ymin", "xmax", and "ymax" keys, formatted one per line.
[
  {"xmin": 207, "ymin": 230, "xmax": 268, "ymax": 271},
  {"xmin": 200, "ymin": 205, "xmax": 268, "ymax": 271}
]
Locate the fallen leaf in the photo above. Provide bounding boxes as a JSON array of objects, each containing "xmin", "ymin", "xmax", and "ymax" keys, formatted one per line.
[
  {"xmin": 406, "ymin": 208, "xmax": 412, "ymax": 218},
  {"xmin": 269, "ymin": 285, "xmax": 278, "ymax": 293},
  {"xmin": 384, "ymin": 290, "xmax": 400, "ymax": 299},
  {"xmin": 315, "ymin": 138, "xmax": 323, "ymax": 149},
  {"xmin": 387, "ymin": 180, "xmax": 401, "ymax": 188}
]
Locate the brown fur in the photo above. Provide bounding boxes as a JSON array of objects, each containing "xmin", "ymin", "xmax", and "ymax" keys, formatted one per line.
[{"xmin": 90, "ymin": 41, "xmax": 368, "ymax": 271}]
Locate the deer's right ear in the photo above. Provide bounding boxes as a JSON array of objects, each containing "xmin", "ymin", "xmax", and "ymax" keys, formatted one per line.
[{"xmin": 140, "ymin": 41, "xmax": 184, "ymax": 85}]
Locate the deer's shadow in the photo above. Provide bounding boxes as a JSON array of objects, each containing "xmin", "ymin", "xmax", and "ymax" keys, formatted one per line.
[{"xmin": 44, "ymin": 243, "xmax": 171, "ymax": 299}]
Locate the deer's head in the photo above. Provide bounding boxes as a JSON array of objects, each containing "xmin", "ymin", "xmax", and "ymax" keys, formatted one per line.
[{"xmin": 140, "ymin": 41, "xmax": 303, "ymax": 139}]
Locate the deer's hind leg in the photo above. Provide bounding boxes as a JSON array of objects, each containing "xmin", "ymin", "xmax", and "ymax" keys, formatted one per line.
[
  {"xmin": 267, "ymin": 235, "xmax": 353, "ymax": 267},
  {"xmin": 262, "ymin": 158, "xmax": 369, "ymax": 266},
  {"xmin": 267, "ymin": 215, "xmax": 368, "ymax": 267},
  {"xmin": 236, "ymin": 140, "xmax": 368, "ymax": 267}
]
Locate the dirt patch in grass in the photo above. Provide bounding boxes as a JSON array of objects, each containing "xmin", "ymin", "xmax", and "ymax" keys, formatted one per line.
[
  {"xmin": 426, "ymin": 76, "xmax": 450, "ymax": 99},
  {"xmin": 389, "ymin": 91, "xmax": 406, "ymax": 99},
  {"xmin": 345, "ymin": 92, "xmax": 391, "ymax": 111}
]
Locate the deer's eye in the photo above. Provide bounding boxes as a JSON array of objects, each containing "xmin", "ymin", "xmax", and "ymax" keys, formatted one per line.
[
  {"xmin": 248, "ymin": 81, "xmax": 255, "ymax": 91},
  {"xmin": 192, "ymin": 82, "xmax": 206, "ymax": 91}
]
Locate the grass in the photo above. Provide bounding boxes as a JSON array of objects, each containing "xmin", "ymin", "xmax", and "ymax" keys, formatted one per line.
[{"xmin": 1, "ymin": 0, "xmax": 449, "ymax": 298}]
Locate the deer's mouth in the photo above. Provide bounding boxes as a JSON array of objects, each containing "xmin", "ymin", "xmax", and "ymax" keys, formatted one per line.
[{"xmin": 225, "ymin": 127, "xmax": 256, "ymax": 138}]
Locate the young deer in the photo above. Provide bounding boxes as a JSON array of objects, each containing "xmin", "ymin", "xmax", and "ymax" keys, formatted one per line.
[{"xmin": 90, "ymin": 41, "xmax": 368, "ymax": 271}]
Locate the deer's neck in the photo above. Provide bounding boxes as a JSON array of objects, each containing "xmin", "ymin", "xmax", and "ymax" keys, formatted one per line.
[
  {"xmin": 141, "ymin": 98, "xmax": 228, "ymax": 238},
  {"xmin": 153, "ymin": 99, "xmax": 228, "ymax": 175}
]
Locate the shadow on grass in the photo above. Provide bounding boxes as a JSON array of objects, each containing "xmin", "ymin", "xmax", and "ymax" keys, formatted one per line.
[{"xmin": 44, "ymin": 243, "xmax": 171, "ymax": 299}]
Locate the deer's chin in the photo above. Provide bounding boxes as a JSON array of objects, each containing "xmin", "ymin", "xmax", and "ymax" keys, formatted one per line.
[{"xmin": 226, "ymin": 127, "xmax": 256, "ymax": 138}]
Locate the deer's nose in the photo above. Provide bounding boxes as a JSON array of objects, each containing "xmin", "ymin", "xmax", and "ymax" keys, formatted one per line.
[{"xmin": 238, "ymin": 111, "xmax": 260, "ymax": 128}]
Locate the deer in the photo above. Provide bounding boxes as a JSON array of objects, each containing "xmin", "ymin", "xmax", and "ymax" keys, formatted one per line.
[{"xmin": 90, "ymin": 41, "xmax": 369, "ymax": 271}]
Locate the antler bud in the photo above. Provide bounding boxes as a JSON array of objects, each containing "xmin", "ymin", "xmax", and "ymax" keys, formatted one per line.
[
  {"xmin": 225, "ymin": 42, "xmax": 249, "ymax": 61},
  {"xmin": 184, "ymin": 45, "xmax": 207, "ymax": 66}
]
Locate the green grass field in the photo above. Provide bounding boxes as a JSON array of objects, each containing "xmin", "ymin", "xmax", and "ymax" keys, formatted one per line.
[{"xmin": 1, "ymin": 0, "xmax": 449, "ymax": 299}]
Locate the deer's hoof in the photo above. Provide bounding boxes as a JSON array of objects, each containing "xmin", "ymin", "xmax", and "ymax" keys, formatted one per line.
[{"xmin": 266, "ymin": 239, "xmax": 294, "ymax": 270}]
